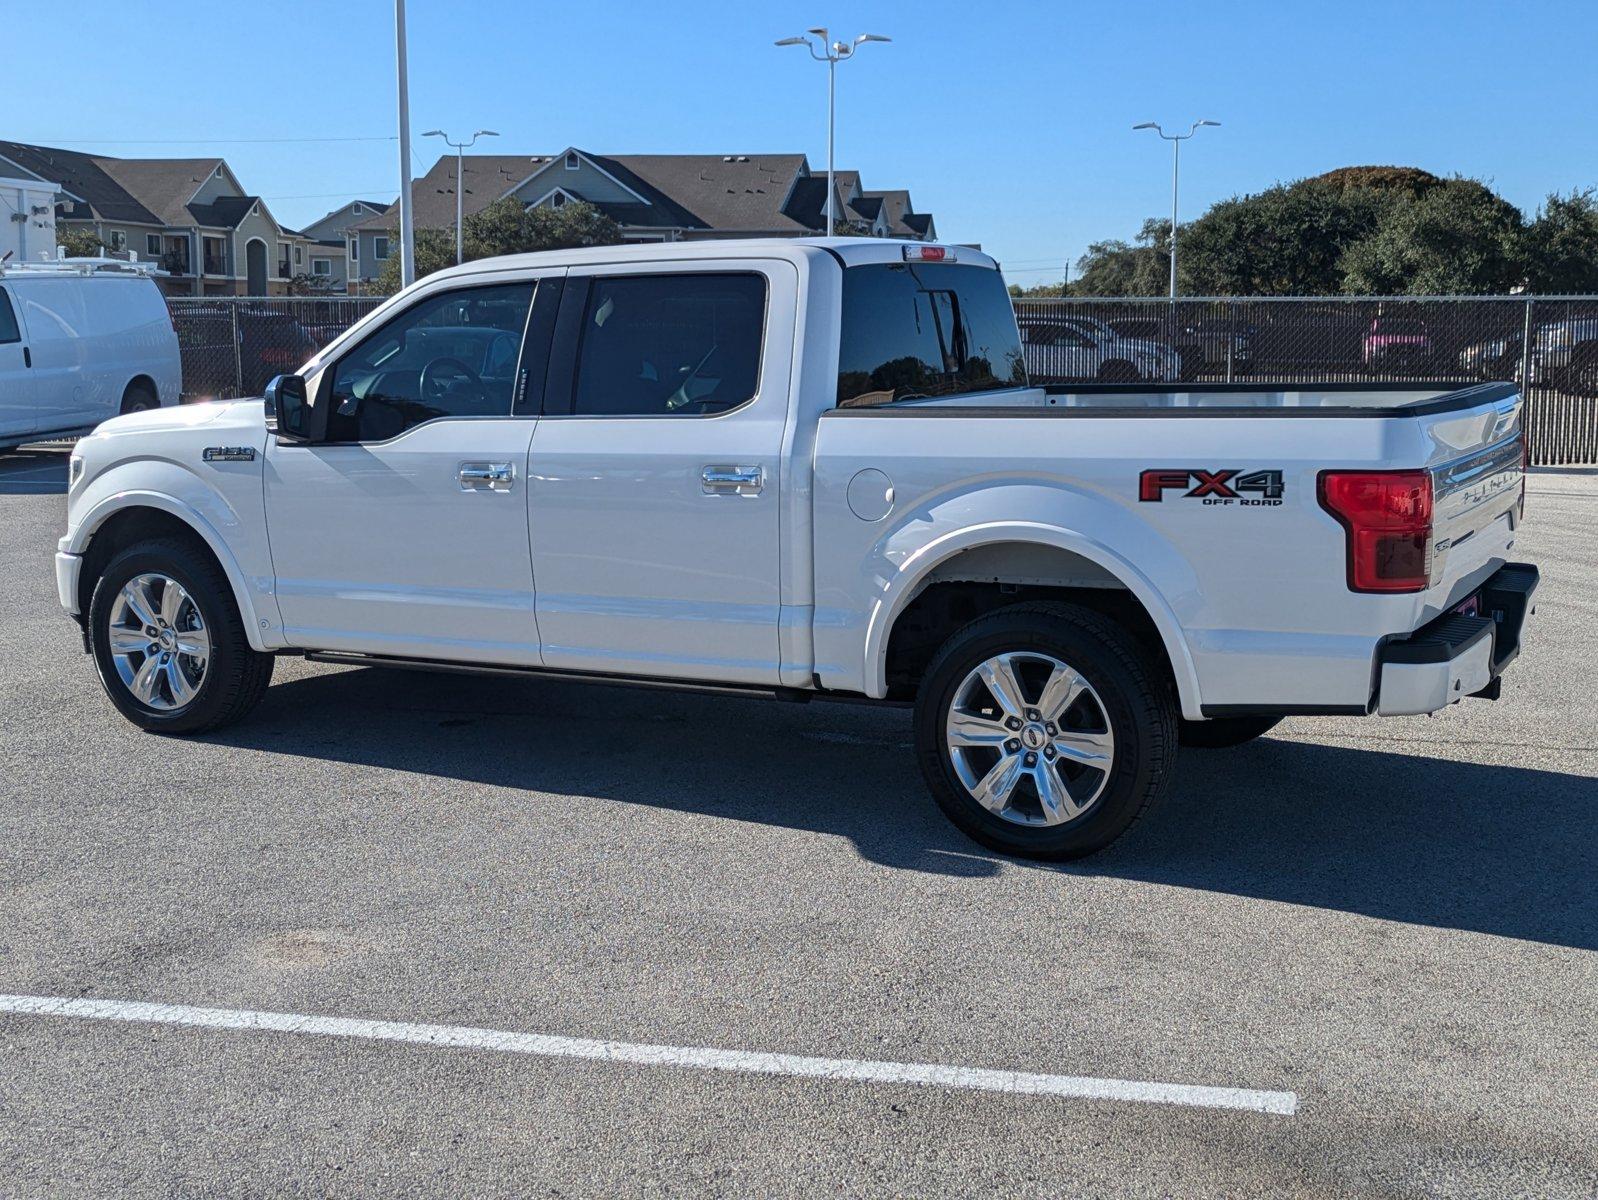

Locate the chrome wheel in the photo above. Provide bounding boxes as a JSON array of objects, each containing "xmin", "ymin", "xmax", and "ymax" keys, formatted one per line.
[
  {"xmin": 945, "ymin": 651, "xmax": 1115, "ymax": 827},
  {"xmin": 106, "ymin": 573, "xmax": 210, "ymax": 711}
]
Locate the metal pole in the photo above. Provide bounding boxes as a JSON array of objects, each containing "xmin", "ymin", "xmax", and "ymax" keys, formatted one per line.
[
  {"xmin": 229, "ymin": 301, "xmax": 242, "ymax": 398},
  {"xmin": 826, "ymin": 55, "xmax": 836, "ymax": 232},
  {"xmin": 395, "ymin": 0, "xmax": 416, "ymax": 289},
  {"xmin": 1169, "ymin": 138, "xmax": 1180, "ymax": 300},
  {"xmin": 455, "ymin": 143, "xmax": 464, "ymax": 265}
]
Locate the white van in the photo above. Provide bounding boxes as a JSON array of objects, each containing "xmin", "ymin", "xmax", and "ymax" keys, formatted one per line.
[{"xmin": 0, "ymin": 260, "xmax": 182, "ymax": 451}]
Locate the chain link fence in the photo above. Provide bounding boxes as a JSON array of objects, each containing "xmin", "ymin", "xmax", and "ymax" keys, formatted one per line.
[
  {"xmin": 168, "ymin": 297, "xmax": 383, "ymax": 403},
  {"xmin": 1014, "ymin": 296, "xmax": 1598, "ymax": 464},
  {"xmin": 167, "ymin": 294, "xmax": 1598, "ymax": 465}
]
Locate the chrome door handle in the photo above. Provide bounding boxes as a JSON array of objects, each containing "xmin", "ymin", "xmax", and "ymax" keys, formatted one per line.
[
  {"xmin": 459, "ymin": 462, "xmax": 514, "ymax": 491},
  {"xmin": 701, "ymin": 465, "xmax": 763, "ymax": 494}
]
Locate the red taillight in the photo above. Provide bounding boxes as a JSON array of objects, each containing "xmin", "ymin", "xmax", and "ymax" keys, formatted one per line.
[{"xmin": 1318, "ymin": 470, "xmax": 1434, "ymax": 593}]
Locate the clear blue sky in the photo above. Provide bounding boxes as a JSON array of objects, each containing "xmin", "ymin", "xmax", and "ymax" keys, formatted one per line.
[{"xmin": 7, "ymin": 0, "xmax": 1596, "ymax": 284}]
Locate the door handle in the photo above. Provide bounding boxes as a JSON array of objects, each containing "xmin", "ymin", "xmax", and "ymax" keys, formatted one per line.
[
  {"xmin": 458, "ymin": 462, "xmax": 514, "ymax": 492},
  {"xmin": 701, "ymin": 465, "xmax": 763, "ymax": 494}
]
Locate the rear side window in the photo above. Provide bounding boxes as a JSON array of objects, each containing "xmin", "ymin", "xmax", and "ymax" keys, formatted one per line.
[
  {"xmin": 0, "ymin": 287, "xmax": 18, "ymax": 344},
  {"xmin": 837, "ymin": 262, "xmax": 1027, "ymax": 407},
  {"xmin": 570, "ymin": 273, "xmax": 766, "ymax": 416}
]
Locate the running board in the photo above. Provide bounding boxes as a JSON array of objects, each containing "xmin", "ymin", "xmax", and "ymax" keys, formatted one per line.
[{"xmin": 300, "ymin": 650, "xmax": 818, "ymax": 704}]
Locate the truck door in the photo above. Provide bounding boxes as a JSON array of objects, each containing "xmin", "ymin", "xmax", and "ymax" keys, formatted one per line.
[
  {"xmin": 264, "ymin": 275, "xmax": 559, "ymax": 664},
  {"xmin": 527, "ymin": 262, "xmax": 795, "ymax": 685},
  {"xmin": 0, "ymin": 284, "xmax": 37, "ymax": 438}
]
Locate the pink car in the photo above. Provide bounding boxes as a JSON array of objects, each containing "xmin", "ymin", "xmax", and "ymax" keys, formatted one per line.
[{"xmin": 1363, "ymin": 316, "xmax": 1433, "ymax": 368}]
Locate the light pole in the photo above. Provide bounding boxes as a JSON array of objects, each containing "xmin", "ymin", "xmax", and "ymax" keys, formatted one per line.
[
  {"xmin": 1132, "ymin": 119, "xmax": 1220, "ymax": 298},
  {"xmin": 776, "ymin": 29, "xmax": 890, "ymax": 234},
  {"xmin": 423, "ymin": 128, "xmax": 499, "ymax": 264},
  {"xmin": 394, "ymin": 0, "xmax": 415, "ymax": 288}
]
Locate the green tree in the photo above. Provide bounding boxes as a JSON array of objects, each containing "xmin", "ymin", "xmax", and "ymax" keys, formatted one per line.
[
  {"xmin": 373, "ymin": 198, "xmax": 623, "ymax": 293},
  {"xmin": 1339, "ymin": 179, "xmax": 1525, "ymax": 294},
  {"xmin": 1522, "ymin": 189, "xmax": 1598, "ymax": 294},
  {"xmin": 56, "ymin": 226, "xmax": 106, "ymax": 257},
  {"xmin": 1178, "ymin": 180, "xmax": 1389, "ymax": 295},
  {"xmin": 1070, "ymin": 218, "xmax": 1169, "ymax": 296}
]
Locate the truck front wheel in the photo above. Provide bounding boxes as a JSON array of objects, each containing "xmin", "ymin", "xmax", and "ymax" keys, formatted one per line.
[
  {"xmin": 87, "ymin": 536, "xmax": 274, "ymax": 734},
  {"xmin": 913, "ymin": 603, "xmax": 1177, "ymax": 860}
]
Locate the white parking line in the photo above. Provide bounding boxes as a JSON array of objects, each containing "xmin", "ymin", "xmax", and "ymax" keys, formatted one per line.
[{"xmin": 0, "ymin": 993, "xmax": 1296, "ymax": 1115}]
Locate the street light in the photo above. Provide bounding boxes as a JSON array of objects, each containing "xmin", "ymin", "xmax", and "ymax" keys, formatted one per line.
[
  {"xmin": 424, "ymin": 128, "xmax": 500, "ymax": 264},
  {"xmin": 1132, "ymin": 119, "xmax": 1220, "ymax": 298},
  {"xmin": 776, "ymin": 29, "xmax": 891, "ymax": 233}
]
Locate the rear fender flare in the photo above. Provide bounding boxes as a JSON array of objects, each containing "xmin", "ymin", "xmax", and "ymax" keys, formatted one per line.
[{"xmin": 863, "ymin": 519, "xmax": 1203, "ymax": 718}]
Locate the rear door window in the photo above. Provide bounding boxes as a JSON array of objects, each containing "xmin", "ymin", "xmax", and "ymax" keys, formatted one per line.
[
  {"xmin": 0, "ymin": 287, "xmax": 19, "ymax": 344},
  {"xmin": 837, "ymin": 262, "xmax": 1028, "ymax": 407},
  {"xmin": 567, "ymin": 273, "xmax": 767, "ymax": 417}
]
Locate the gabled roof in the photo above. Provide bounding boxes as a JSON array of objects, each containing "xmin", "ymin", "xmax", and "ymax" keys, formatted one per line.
[
  {"xmin": 356, "ymin": 150, "xmax": 938, "ymax": 240},
  {"xmin": 95, "ymin": 157, "xmax": 229, "ymax": 226},
  {"xmin": 352, "ymin": 154, "xmax": 542, "ymax": 232},
  {"xmin": 0, "ymin": 141, "xmax": 157, "ymax": 224},
  {"xmin": 861, "ymin": 189, "xmax": 921, "ymax": 237}
]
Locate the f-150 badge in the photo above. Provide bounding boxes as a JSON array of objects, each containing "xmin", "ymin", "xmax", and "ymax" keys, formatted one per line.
[
  {"xmin": 1139, "ymin": 468, "xmax": 1284, "ymax": 505},
  {"xmin": 202, "ymin": 446, "xmax": 257, "ymax": 462}
]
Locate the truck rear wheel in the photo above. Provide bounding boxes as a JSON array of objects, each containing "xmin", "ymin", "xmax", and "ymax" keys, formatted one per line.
[
  {"xmin": 88, "ymin": 536, "xmax": 273, "ymax": 734},
  {"xmin": 913, "ymin": 603, "xmax": 1177, "ymax": 860},
  {"xmin": 1178, "ymin": 715, "xmax": 1280, "ymax": 748}
]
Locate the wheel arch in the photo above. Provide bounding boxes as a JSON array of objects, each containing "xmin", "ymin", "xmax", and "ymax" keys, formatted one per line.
[
  {"xmin": 121, "ymin": 375, "xmax": 159, "ymax": 411},
  {"xmin": 72, "ymin": 494, "xmax": 270, "ymax": 652},
  {"xmin": 867, "ymin": 525, "xmax": 1203, "ymax": 718}
]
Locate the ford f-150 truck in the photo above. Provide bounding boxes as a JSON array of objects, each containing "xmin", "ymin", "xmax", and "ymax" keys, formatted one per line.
[{"xmin": 57, "ymin": 238, "xmax": 1538, "ymax": 859}]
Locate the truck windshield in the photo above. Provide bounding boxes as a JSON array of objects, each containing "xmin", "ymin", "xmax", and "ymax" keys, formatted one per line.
[{"xmin": 837, "ymin": 262, "xmax": 1027, "ymax": 407}]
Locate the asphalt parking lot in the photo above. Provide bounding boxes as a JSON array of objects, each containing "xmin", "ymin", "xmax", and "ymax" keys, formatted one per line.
[{"xmin": 1, "ymin": 447, "xmax": 1594, "ymax": 1197}]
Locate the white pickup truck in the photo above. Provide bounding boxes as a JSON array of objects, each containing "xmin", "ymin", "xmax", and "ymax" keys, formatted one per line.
[{"xmin": 57, "ymin": 239, "xmax": 1538, "ymax": 859}]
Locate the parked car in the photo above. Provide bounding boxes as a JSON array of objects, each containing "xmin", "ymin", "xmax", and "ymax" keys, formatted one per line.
[
  {"xmin": 1458, "ymin": 334, "xmax": 1523, "ymax": 382},
  {"xmin": 0, "ymin": 259, "xmax": 180, "ymax": 451},
  {"xmin": 237, "ymin": 308, "xmax": 320, "ymax": 398},
  {"xmin": 1019, "ymin": 315, "xmax": 1181, "ymax": 382},
  {"xmin": 1105, "ymin": 317, "xmax": 1204, "ymax": 380},
  {"xmin": 58, "ymin": 239, "xmax": 1537, "ymax": 861},
  {"xmin": 1362, "ymin": 316, "xmax": 1434, "ymax": 372},
  {"xmin": 1528, "ymin": 318, "xmax": 1598, "ymax": 395}
]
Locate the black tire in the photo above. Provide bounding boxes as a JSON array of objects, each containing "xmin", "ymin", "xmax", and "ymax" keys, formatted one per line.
[
  {"xmin": 913, "ymin": 602, "xmax": 1177, "ymax": 860},
  {"xmin": 1178, "ymin": 715, "xmax": 1280, "ymax": 749},
  {"xmin": 120, "ymin": 381, "xmax": 158, "ymax": 415},
  {"xmin": 1097, "ymin": 360, "xmax": 1141, "ymax": 383},
  {"xmin": 88, "ymin": 536, "xmax": 273, "ymax": 734}
]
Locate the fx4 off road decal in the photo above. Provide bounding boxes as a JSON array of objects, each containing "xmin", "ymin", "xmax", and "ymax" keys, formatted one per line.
[{"xmin": 1139, "ymin": 468, "xmax": 1285, "ymax": 506}]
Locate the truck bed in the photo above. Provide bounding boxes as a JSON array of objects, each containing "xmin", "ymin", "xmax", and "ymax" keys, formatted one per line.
[{"xmin": 810, "ymin": 379, "xmax": 1524, "ymax": 715}]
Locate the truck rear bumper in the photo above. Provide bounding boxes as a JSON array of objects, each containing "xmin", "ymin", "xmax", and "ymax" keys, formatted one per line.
[{"xmin": 1375, "ymin": 562, "xmax": 1538, "ymax": 716}]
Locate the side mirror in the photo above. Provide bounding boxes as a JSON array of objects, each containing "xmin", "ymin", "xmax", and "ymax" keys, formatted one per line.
[{"xmin": 264, "ymin": 374, "xmax": 321, "ymax": 442}]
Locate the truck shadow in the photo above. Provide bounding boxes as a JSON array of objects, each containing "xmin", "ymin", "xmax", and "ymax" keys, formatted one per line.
[{"xmin": 212, "ymin": 664, "xmax": 1597, "ymax": 952}]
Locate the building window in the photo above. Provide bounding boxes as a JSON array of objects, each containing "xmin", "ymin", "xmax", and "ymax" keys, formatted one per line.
[
  {"xmin": 108, "ymin": 230, "xmax": 127, "ymax": 251},
  {"xmin": 294, "ymin": 246, "xmax": 303, "ymax": 265},
  {"xmin": 552, "ymin": 192, "xmax": 566, "ymax": 208},
  {"xmin": 352, "ymin": 203, "xmax": 364, "ymax": 214},
  {"xmin": 565, "ymin": 152, "xmax": 579, "ymax": 170},
  {"xmin": 145, "ymin": 234, "xmax": 162, "ymax": 255},
  {"xmin": 312, "ymin": 258, "xmax": 332, "ymax": 277},
  {"xmin": 373, "ymin": 236, "xmax": 390, "ymax": 261},
  {"xmin": 349, "ymin": 239, "xmax": 359, "ymax": 262}
]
